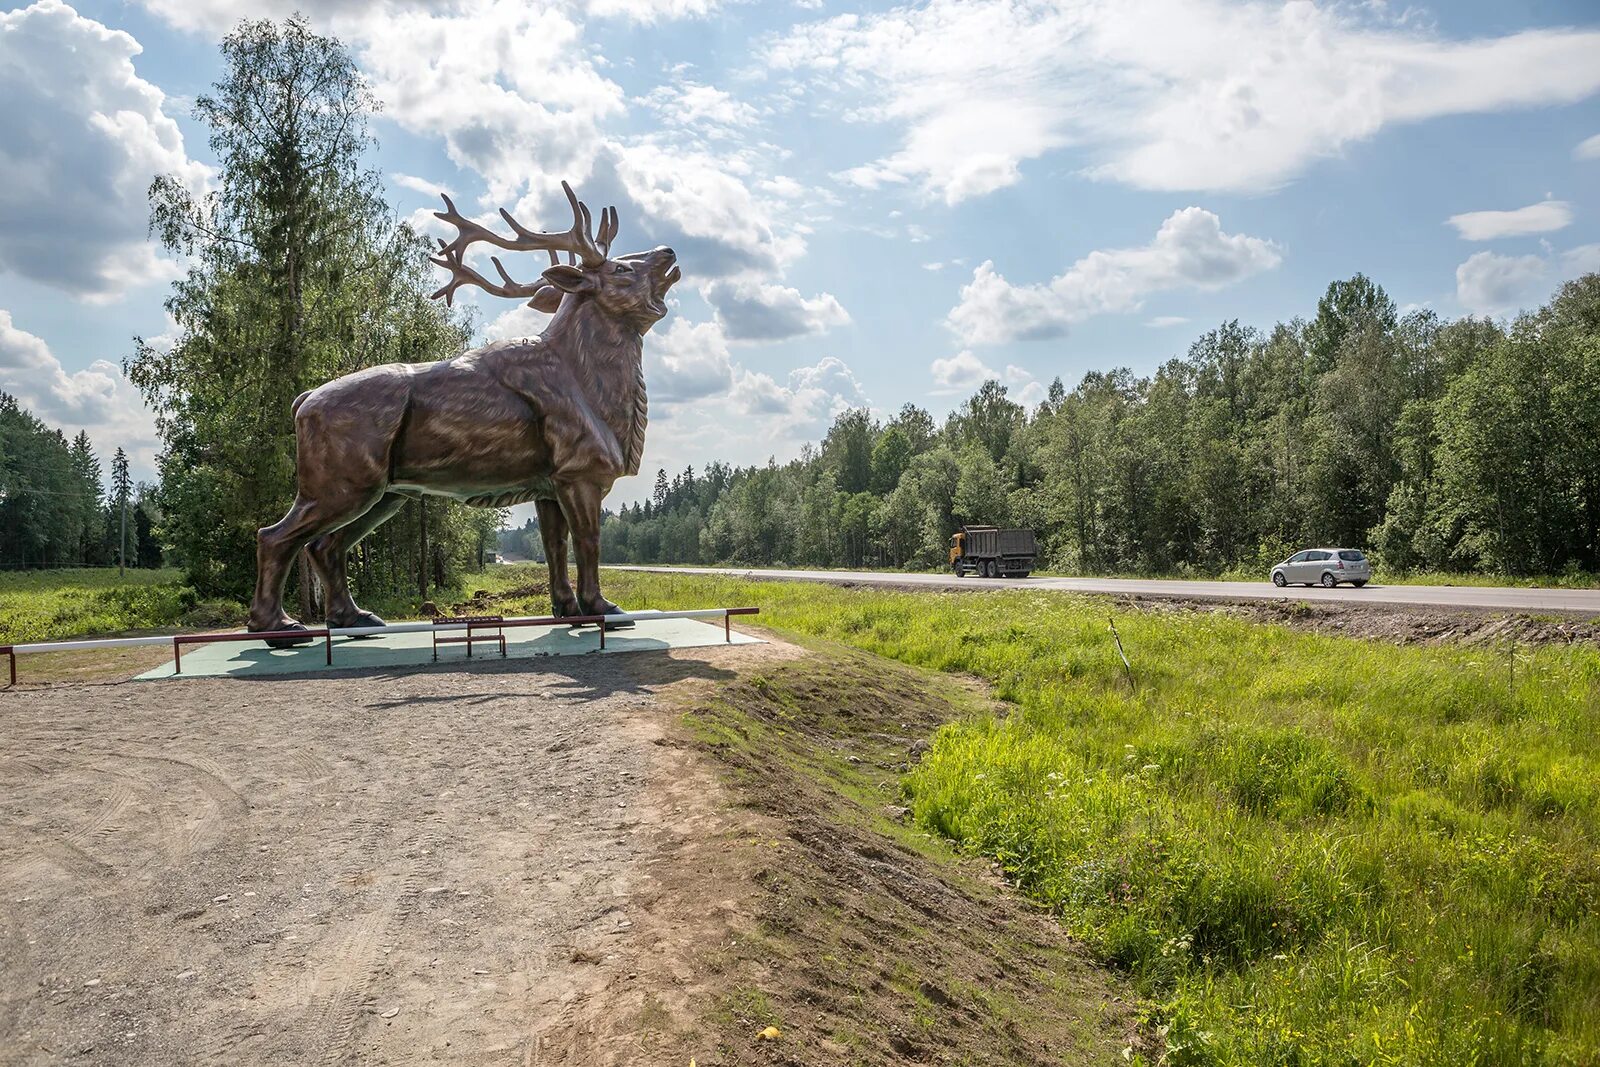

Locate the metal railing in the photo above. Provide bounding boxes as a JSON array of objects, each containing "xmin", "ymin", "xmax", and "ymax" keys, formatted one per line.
[{"xmin": 1, "ymin": 607, "xmax": 760, "ymax": 687}]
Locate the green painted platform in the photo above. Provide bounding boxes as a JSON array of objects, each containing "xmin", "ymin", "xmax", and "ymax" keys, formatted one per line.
[{"xmin": 136, "ymin": 614, "xmax": 762, "ymax": 680}]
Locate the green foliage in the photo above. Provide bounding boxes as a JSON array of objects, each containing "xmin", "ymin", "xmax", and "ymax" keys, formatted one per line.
[
  {"xmin": 585, "ymin": 569, "xmax": 1600, "ymax": 1065},
  {"xmin": 602, "ymin": 274, "xmax": 1600, "ymax": 582},
  {"xmin": 0, "ymin": 568, "xmax": 191, "ymax": 642}
]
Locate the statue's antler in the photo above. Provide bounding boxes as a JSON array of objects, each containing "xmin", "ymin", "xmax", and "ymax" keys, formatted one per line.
[{"xmin": 428, "ymin": 182, "xmax": 619, "ymax": 307}]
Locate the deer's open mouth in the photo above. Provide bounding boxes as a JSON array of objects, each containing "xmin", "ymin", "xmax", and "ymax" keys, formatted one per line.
[{"xmin": 648, "ymin": 260, "xmax": 681, "ymax": 317}]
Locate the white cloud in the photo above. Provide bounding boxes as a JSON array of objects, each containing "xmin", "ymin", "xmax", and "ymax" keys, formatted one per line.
[
  {"xmin": 1452, "ymin": 244, "xmax": 1600, "ymax": 316},
  {"xmin": 1004, "ymin": 363, "xmax": 1046, "ymax": 408},
  {"xmin": 1447, "ymin": 200, "xmax": 1573, "ymax": 241},
  {"xmin": 141, "ymin": 0, "xmax": 806, "ymax": 284},
  {"xmin": 766, "ymin": 0, "xmax": 1600, "ymax": 202},
  {"xmin": 733, "ymin": 356, "xmax": 868, "ymax": 430},
  {"xmin": 646, "ymin": 317, "xmax": 735, "ymax": 403},
  {"xmin": 482, "ymin": 302, "xmax": 549, "ymax": 343},
  {"xmin": 1455, "ymin": 251, "xmax": 1547, "ymax": 315},
  {"xmin": 644, "ymin": 81, "xmax": 762, "ymax": 135},
  {"xmin": 1577, "ymin": 133, "xmax": 1600, "ymax": 161},
  {"xmin": 393, "ymin": 173, "xmax": 453, "ymax": 198},
  {"xmin": 1560, "ymin": 243, "xmax": 1600, "ymax": 277},
  {"xmin": 947, "ymin": 207, "xmax": 1281, "ymax": 345},
  {"xmin": 581, "ymin": 0, "xmax": 720, "ymax": 22},
  {"xmin": 0, "ymin": 1, "xmax": 208, "ymax": 299},
  {"xmin": 140, "ymin": 0, "xmax": 718, "ymax": 35},
  {"xmin": 354, "ymin": 3, "xmax": 626, "ymax": 204},
  {"xmin": 929, "ymin": 350, "xmax": 996, "ymax": 394},
  {"xmin": 1146, "ymin": 315, "xmax": 1190, "ymax": 327},
  {"xmin": 0, "ymin": 309, "xmax": 159, "ymax": 474},
  {"xmin": 703, "ymin": 278, "xmax": 849, "ymax": 341}
]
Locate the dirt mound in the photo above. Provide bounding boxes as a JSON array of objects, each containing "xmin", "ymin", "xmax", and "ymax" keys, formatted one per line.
[
  {"xmin": 669, "ymin": 650, "xmax": 1142, "ymax": 1065},
  {"xmin": 445, "ymin": 580, "xmax": 550, "ymax": 618},
  {"xmin": 1130, "ymin": 595, "xmax": 1600, "ymax": 648}
]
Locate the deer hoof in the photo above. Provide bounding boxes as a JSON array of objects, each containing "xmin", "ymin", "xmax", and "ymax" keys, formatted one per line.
[
  {"xmin": 595, "ymin": 601, "xmax": 634, "ymax": 630},
  {"xmin": 250, "ymin": 620, "xmax": 315, "ymax": 649},
  {"xmin": 330, "ymin": 610, "xmax": 386, "ymax": 637}
]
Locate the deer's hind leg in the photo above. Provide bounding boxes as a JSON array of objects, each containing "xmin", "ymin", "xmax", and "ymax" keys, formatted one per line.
[
  {"xmin": 305, "ymin": 492, "xmax": 408, "ymax": 629},
  {"xmin": 249, "ymin": 487, "xmax": 381, "ymax": 640}
]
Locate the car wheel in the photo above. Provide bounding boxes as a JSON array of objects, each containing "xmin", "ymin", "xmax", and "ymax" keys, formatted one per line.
[
  {"xmin": 1320, "ymin": 572, "xmax": 1338, "ymax": 588},
  {"xmin": 1272, "ymin": 572, "xmax": 1287, "ymax": 587}
]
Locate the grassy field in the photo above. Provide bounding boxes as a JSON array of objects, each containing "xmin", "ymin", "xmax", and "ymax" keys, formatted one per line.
[
  {"xmin": 577, "ymin": 568, "xmax": 1599, "ymax": 1066},
  {"xmin": 0, "ymin": 568, "xmax": 199, "ymax": 644},
  {"xmin": 8, "ymin": 565, "xmax": 1599, "ymax": 1061}
]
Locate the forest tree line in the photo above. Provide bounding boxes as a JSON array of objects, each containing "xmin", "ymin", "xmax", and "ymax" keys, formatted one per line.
[
  {"xmin": 0, "ymin": 395, "xmax": 161, "ymax": 570},
  {"xmin": 602, "ymin": 273, "xmax": 1600, "ymax": 578}
]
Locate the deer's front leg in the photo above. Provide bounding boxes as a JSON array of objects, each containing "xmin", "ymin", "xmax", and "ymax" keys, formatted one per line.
[
  {"xmin": 534, "ymin": 498, "xmax": 580, "ymax": 617},
  {"xmin": 555, "ymin": 479, "xmax": 631, "ymax": 628}
]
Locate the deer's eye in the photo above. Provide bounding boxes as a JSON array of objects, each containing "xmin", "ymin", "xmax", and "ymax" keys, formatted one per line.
[{"xmin": 611, "ymin": 263, "xmax": 631, "ymax": 274}]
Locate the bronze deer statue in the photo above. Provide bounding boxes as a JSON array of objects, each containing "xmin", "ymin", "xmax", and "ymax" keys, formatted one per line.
[{"xmin": 247, "ymin": 181, "xmax": 678, "ymax": 642}]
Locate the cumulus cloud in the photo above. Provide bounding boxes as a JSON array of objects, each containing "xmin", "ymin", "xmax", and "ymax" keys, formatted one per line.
[
  {"xmin": 703, "ymin": 278, "xmax": 849, "ymax": 341},
  {"xmin": 0, "ymin": 309, "xmax": 159, "ymax": 472},
  {"xmin": 929, "ymin": 350, "xmax": 996, "ymax": 394},
  {"xmin": 646, "ymin": 317, "xmax": 736, "ymax": 403},
  {"xmin": 1577, "ymin": 133, "xmax": 1600, "ymax": 161},
  {"xmin": 733, "ymin": 356, "xmax": 868, "ymax": 428},
  {"xmin": 947, "ymin": 207, "xmax": 1281, "ymax": 345},
  {"xmin": 1146, "ymin": 315, "xmax": 1190, "ymax": 328},
  {"xmin": 766, "ymin": 0, "xmax": 1600, "ymax": 202},
  {"xmin": 644, "ymin": 81, "xmax": 762, "ymax": 136},
  {"xmin": 141, "ymin": 0, "xmax": 808, "ymax": 293},
  {"xmin": 1455, "ymin": 244, "xmax": 1600, "ymax": 316},
  {"xmin": 1448, "ymin": 200, "xmax": 1573, "ymax": 241},
  {"xmin": 140, "ymin": 0, "xmax": 718, "ymax": 35},
  {"xmin": 0, "ymin": 1, "xmax": 208, "ymax": 299}
]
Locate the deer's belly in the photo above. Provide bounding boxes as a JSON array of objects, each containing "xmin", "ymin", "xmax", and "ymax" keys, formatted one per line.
[{"xmin": 388, "ymin": 381, "xmax": 552, "ymax": 497}]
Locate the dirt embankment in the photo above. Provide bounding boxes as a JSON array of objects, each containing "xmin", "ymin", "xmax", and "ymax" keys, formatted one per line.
[
  {"xmin": 1126, "ymin": 595, "xmax": 1600, "ymax": 647},
  {"xmin": 1, "ymin": 629, "xmax": 1137, "ymax": 1065}
]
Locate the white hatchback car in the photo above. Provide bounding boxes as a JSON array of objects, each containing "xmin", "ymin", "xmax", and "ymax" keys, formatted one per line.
[{"xmin": 1271, "ymin": 548, "xmax": 1372, "ymax": 588}]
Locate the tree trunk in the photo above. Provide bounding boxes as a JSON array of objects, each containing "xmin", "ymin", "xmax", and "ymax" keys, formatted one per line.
[{"xmin": 417, "ymin": 497, "xmax": 429, "ymax": 603}]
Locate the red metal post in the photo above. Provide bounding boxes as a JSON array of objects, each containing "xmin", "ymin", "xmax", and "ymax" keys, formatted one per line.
[
  {"xmin": 325, "ymin": 631, "xmax": 333, "ymax": 666},
  {"xmin": 173, "ymin": 636, "xmax": 182, "ymax": 675},
  {"xmin": 599, "ymin": 624, "xmax": 606, "ymax": 650},
  {"xmin": 725, "ymin": 612, "xmax": 731, "ymax": 642}
]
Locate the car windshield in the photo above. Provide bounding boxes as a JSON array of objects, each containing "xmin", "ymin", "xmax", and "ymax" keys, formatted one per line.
[{"xmin": 1339, "ymin": 550, "xmax": 1365, "ymax": 561}]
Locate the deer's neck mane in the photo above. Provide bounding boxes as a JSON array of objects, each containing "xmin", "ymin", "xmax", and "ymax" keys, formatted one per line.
[{"xmin": 543, "ymin": 298, "xmax": 648, "ymax": 477}]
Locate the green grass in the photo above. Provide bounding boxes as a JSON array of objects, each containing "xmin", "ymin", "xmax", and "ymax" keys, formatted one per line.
[
  {"xmin": 582, "ymin": 568, "xmax": 1600, "ymax": 1066},
  {"xmin": 0, "ymin": 568, "xmax": 197, "ymax": 643}
]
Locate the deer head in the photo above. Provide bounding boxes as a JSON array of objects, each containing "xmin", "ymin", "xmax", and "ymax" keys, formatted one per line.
[{"xmin": 429, "ymin": 182, "xmax": 680, "ymax": 333}]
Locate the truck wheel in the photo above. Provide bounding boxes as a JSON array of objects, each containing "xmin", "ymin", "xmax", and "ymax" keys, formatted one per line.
[{"xmin": 982, "ymin": 560, "xmax": 994, "ymax": 578}]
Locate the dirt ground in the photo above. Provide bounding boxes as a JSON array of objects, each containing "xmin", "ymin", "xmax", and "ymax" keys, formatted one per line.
[
  {"xmin": 1124, "ymin": 594, "xmax": 1600, "ymax": 647},
  {"xmin": 0, "ymin": 641, "xmax": 793, "ymax": 1065},
  {"xmin": 0, "ymin": 631, "xmax": 1138, "ymax": 1066}
]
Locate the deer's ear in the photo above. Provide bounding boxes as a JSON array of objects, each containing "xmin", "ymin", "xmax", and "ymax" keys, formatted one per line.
[
  {"xmin": 528, "ymin": 285, "xmax": 564, "ymax": 313},
  {"xmin": 541, "ymin": 263, "xmax": 594, "ymax": 294}
]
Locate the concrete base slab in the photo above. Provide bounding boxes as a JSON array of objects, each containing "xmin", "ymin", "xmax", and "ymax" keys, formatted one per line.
[{"xmin": 136, "ymin": 613, "xmax": 762, "ymax": 680}]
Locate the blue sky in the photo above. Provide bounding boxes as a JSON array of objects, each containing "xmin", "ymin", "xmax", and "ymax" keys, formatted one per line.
[{"xmin": 2, "ymin": 0, "xmax": 1598, "ymax": 510}]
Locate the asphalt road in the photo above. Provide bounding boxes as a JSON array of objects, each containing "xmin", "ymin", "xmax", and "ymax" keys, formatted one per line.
[{"xmin": 615, "ymin": 566, "xmax": 1600, "ymax": 615}]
